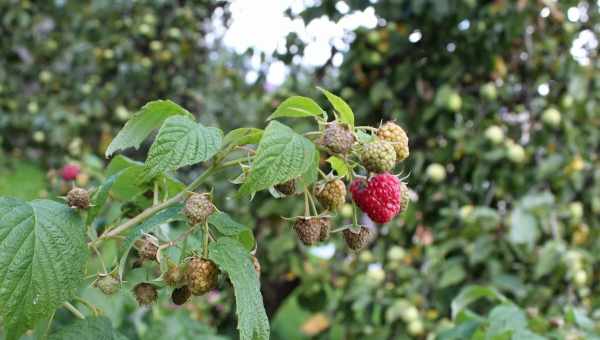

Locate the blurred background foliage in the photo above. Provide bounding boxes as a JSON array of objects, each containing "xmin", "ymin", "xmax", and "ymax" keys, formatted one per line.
[{"xmin": 1, "ymin": 0, "xmax": 600, "ymax": 339}]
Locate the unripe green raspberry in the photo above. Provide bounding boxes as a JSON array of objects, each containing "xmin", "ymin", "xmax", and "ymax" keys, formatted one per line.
[
  {"xmin": 94, "ymin": 274, "xmax": 120, "ymax": 295},
  {"xmin": 67, "ymin": 187, "xmax": 90, "ymax": 209},
  {"xmin": 426, "ymin": 163, "xmax": 446, "ymax": 182},
  {"xmin": 183, "ymin": 193, "xmax": 215, "ymax": 225},
  {"xmin": 485, "ymin": 125, "xmax": 504, "ymax": 144},
  {"xmin": 315, "ymin": 179, "xmax": 346, "ymax": 211},
  {"xmin": 542, "ymin": 107, "xmax": 561, "ymax": 127},
  {"xmin": 186, "ymin": 257, "xmax": 219, "ymax": 296},
  {"xmin": 377, "ymin": 121, "xmax": 409, "ymax": 161},
  {"xmin": 321, "ymin": 122, "xmax": 355, "ymax": 154},
  {"xmin": 360, "ymin": 140, "xmax": 396, "ymax": 173}
]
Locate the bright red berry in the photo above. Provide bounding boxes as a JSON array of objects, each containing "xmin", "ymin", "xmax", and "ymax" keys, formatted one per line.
[
  {"xmin": 60, "ymin": 164, "xmax": 80, "ymax": 181},
  {"xmin": 350, "ymin": 173, "xmax": 403, "ymax": 224}
]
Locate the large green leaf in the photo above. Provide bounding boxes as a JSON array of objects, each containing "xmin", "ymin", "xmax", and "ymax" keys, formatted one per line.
[
  {"xmin": 106, "ymin": 100, "xmax": 194, "ymax": 157},
  {"xmin": 48, "ymin": 316, "xmax": 123, "ymax": 340},
  {"xmin": 208, "ymin": 238, "xmax": 269, "ymax": 340},
  {"xmin": 0, "ymin": 198, "xmax": 88, "ymax": 340},
  {"xmin": 142, "ymin": 115, "xmax": 223, "ymax": 181},
  {"xmin": 317, "ymin": 87, "xmax": 354, "ymax": 127},
  {"xmin": 267, "ymin": 96, "xmax": 324, "ymax": 120},
  {"xmin": 239, "ymin": 121, "xmax": 316, "ymax": 195},
  {"xmin": 451, "ymin": 285, "xmax": 508, "ymax": 319}
]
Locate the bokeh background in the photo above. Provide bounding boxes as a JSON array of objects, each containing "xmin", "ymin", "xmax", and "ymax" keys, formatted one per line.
[{"xmin": 1, "ymin": 0, "xmax": 600, "ymax": 339}]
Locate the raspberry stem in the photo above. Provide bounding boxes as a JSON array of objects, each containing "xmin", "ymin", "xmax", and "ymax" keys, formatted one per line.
[
  {"xmin": 63, "ymin": 302, "xmax": 85, "ymax": 320},
  {"xmin": 88, "ymin": 155, "xmax": 249, "ymax": 247},
  {"xmin": 202, "ymin": 221, "xmax": 209, "ymax": 258}
]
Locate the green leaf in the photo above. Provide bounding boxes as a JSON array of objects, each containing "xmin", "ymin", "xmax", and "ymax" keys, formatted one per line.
[
  {"xmin": 208, "ymin": 211, "xmax": 248, "ymax": 236},
  {"xmin": 326, "ymin": 156, "xmax": 350, "ymax": 177},
  {"xmin": 143, "ymin": 116, "xmax": 223, "ymax": 181},
  {"xmin": 534, "ymin": 241, "xmax": 564, "ymax": 279},
  {"xmin": 223, "ymin": 128, "xmax": 263, "ymax": 147},
  {"xmin": 267, "ymin": 96, "xmax": 324, "ymax": 120},
  {"xmin": 106, "ymin": 155, "xmax": 185, "ymax": 203},
  {"xmin": 118, "ymin": 205, "xmax": 183, "ymax": 280},
  {"xmin": 86, "ymin": 172, "xmax": 121, "ymax": 226},
  {"xmin": 487, "ymin": 305, "xmax": 527, "ymax": 338},
  {"xmin": 299, "ymin": 150, "xmax": 320, "ymax": 188},
  {"xmin": 451, "ymin": 285, "xmax": 508, "ymax": 319},
  {"xmin": 439, "ymin": 261, "xmax": 466, "ymax": 288},
  {"xmin": 508, "ymin": 208, "xmax": 538, "ymax": 248},
  {"xmin": 0, "ymin": 198, "xmax": 88, "ymax": 340},
  {"xmin": 208, "ymin": 238, "xmax": 269, "ymax": 340},
  {"xmin": 208, "ymin": 211, "xmax": 255, "ymax": 251},
  {"xmin": 436, "ymin": 320, "xmax": 483, "ymax": 340},
  {"xmin": 511, "ymin": 330, "xmax": 547, "ymax": 340},
  {"xmin": 48, "ymin": 316, "xmax": 122, "ymax": 340},
  {"xmin": 142, "ymin": 309, "xmax": 228, "ymax": 340},
  {"xmin": 317, "ymin": 87, "xmax": 355, "ymax": 127},
  {"xmin": 106, "ymin": 100, "xmax": 194, "ymax": 157},
  {"xmin": 239, "ymin": 121, "xmax": 316, "ymax": 195}
]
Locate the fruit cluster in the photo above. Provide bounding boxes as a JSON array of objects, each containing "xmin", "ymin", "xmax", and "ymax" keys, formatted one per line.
[{"xmin": 288, "ymin": 120, "xmax": 412, "ymax": 251}]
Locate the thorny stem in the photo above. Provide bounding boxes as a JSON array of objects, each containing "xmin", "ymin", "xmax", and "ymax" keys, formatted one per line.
[{"xmin": 63, "ymin": 302, "xmax": 85, "ymax": 319}]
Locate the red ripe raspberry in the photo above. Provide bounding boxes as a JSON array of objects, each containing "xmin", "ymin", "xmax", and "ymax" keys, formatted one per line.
[
  {"xmin": 60, "ymin": 163, "xmax": 80, "ymax": 181},
  {"xmin": 350, "ymin": 173, "xmax": 403, "ymax": 224}
]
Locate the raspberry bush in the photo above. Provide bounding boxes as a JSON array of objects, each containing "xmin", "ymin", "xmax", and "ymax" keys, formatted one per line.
[{"xmin": 0, "ymin": 90, "xmax": 412, "ymax": 339}]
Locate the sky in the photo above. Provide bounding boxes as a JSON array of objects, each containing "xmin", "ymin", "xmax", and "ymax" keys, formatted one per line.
[{"xmin": 215, "ymin": 0, "xmax": 598, "ymax": 86}]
